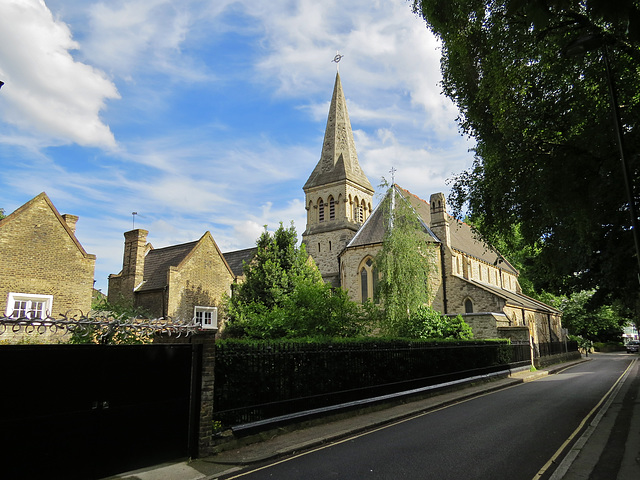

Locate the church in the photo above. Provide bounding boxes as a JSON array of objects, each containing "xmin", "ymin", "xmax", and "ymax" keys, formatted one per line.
[{"xmin": 302, "ymin": 72, "xmax": 563, "ymax": 346}]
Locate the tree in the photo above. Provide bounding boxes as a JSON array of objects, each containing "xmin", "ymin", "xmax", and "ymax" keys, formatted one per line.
[
  {"xmin": 558, "ymin": 290, "xmax": 630, "ymax": 342},
  {"xmin": 224, "ymin": 222, "xmax": 371, "ymax": 339},
  {"xmin": 412, "ymin": 0, "xmax": 640, "ymax": 316},
  {"xmin": 375, "ymin": 185, "xmax": 436, "ymax": 336}
]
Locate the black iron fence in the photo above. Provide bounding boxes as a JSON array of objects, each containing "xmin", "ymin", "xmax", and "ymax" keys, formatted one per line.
[
  {"xmin": 213, "ymin": 340, "xmax": 536, "ymax": 426},
  {"xmin": 538, "ymin": 340, "xmax": 576, "ymax": 357}
]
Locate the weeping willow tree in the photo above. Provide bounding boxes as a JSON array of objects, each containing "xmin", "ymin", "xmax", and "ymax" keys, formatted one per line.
[{"xmin": 375, "ymin": 184, "xmax": 436, "ymax": 337}]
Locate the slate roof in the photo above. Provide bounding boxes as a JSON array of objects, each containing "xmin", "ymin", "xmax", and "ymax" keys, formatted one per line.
[
  {"xmin": 465, "ymin": 278, "xmax": 560, "ymax": 314},
  {"xmin": 345, "ymin": 185, "xmax": 518, "ymax": 275},
  {"xmin": 136, "ymin": 241, "xmax": 198, "ymax": 292},
  {"xmin": 222, "ymin": 247, "xmax": 258, "ymax": 277}
]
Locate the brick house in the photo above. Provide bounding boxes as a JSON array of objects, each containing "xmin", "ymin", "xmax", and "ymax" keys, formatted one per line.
[
  {"xmin": 0, "ymin": 192, "xmax": 96, "ymax": 326},
  {"xmin": 303, "ymin": 73, "xmax": 562, "ymax": 344},
  {"xmin": 108, "ymin": 229, "xmax": 238, "ymax": 330}
]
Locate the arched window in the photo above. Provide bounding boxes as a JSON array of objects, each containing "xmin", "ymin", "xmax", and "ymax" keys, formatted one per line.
[
  {"xmin": 359, "ymin": 258, "xmax": 377, "ymax": 303},
  {"xmin": 464, "ymin": 298, "xmax": 473, "ymax": 313},
  {"xmin": 360, "ymin": 268, "xmax": 368, "ymax": 303},
  {"xmin": 329, "ymin": 197, "xmax": 336, "ymax": 220},
  {"xmin": 318, "ymin": 199, "xmax": 325, "ymax": 222}
]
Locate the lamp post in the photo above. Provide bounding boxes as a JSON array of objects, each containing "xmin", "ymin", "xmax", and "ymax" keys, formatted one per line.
[{"xmin": 564, "ymin": 34, "xmax": 640, "ymax": 285}]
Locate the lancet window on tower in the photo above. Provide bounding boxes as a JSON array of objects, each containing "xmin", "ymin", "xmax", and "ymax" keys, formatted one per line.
[
  {"xmin": 319, "ymin": 199, "xmax": 325, "ymax": 222},
  {"xmin": 329, "ymin": 197, "xmax": 336, "ymax": 220}
]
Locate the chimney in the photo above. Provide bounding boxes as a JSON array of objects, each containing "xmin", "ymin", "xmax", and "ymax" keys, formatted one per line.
[
  {"xmin": 62, "ymin": 214, "xmax": 79, "ymax": 234},
  {"xmin": 429, "ymin": 193, "xmax": 450, "ymax": 246},
  {"xmin": 122, "ymin": 229, "xmax": 149, "ymax": 290}
]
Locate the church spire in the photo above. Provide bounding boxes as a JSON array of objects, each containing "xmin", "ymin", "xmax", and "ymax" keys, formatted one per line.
[{"xmin": 303, "ymin": 72, "xmax": 373, "ymax": 192}]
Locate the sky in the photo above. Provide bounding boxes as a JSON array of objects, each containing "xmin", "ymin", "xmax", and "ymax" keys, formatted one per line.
[{"xmin": 0, "ymin": 0, "xmax": 476, "ymax": 293}]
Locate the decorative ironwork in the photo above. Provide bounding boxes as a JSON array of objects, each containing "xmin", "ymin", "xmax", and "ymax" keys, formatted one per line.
[{"xmin": 0, "ymin": 312, "xmax": 203, "ymax": 341}]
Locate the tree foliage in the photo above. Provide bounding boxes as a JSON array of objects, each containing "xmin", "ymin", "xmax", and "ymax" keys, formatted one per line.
[
  {"xmin": 556, "ymin": 289, "xmax": 630, "ymax": 342},
  {"xmin": 412, "ymin": 0, "xmax": 640, "ymax": 314},
  {"xmin": 224, "ymin": 223, "xmax": 371, "ymax": 339},
  {"xmin": 405, "ymin": 306, "xmax": 474, "ymax": 340},
  {"xmin": 375, "ymin": 185, "xmax": 436, "ymax": 336}
]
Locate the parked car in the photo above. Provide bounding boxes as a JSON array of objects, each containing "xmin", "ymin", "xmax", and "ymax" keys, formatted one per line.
[{"xmin": 626, "ymin": 341, "xmax": 640, "ymax": 353}]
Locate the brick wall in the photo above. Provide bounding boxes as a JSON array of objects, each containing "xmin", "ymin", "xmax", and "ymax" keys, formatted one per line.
[
  {"xmin": 0, "ymin": 194, "xmax": 95, "ymax": 320},
  {"xmin": 166, "ymin": 237, "xmax": 234, "ymax": 321}
]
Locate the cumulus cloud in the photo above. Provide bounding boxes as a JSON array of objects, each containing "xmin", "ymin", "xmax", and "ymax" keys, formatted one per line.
[
  {"xmin": 0, "ymin": 0, "xmax": 120, "ymax": 148},
  {"xmin": 0, "ymin": 0, "xmax": 475, "ymax": 292}
]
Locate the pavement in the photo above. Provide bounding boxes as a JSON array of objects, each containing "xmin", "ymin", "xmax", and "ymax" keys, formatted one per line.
[{"xmin": 106, "ymin": 354, "xmax": 640, "ymax": 480}]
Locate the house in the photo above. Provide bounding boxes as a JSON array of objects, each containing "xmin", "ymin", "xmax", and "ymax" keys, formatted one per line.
[
  {"xmin": 302, "ymin": 73, "xmax": 563, "ymax": 344},
  {"xmin": 108, "ymin": 229, "xmax": 237, "ymax": 329},
  {"xmin": 0, "ymin": 192, "xmax": 96, "ymax": 341}
]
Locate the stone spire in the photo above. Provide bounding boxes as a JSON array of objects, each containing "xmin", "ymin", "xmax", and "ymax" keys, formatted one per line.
[{"xmin": 303, "ymin": 72, "xmax": 373, "ymax": 193}]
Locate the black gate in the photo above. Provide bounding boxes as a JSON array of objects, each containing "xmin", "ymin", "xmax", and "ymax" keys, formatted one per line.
[{"xmin": 0, "ymin": 343, "xmax": 199, "ymax": 479}]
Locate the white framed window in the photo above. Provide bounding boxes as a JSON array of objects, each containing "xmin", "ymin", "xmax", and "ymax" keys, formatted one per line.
[
  {"xmin": 6, "ymin": 293, "xmax": 53, "ymax": 319},
  {"xmin": 194, "ymin": 306, "xmax": 217, "ymax": 330}
]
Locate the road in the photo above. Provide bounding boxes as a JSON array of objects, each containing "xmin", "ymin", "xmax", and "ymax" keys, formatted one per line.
[{"xmin": 221, "ymin": 354, "xmax": 635, "ymax": 480}]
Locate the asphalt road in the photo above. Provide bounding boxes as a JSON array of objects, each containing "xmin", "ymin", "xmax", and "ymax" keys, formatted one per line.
[{"xmin": 222, "ymin": 354, "xmax": 634, "ymax": 480}]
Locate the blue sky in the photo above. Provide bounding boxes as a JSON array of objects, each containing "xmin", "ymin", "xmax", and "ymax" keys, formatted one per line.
[{"xmin": 0, "ymin": 0, "xmax": 475, "ymax": 293}]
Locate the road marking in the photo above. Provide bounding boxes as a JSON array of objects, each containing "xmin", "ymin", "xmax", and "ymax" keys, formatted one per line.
[
  {"xmin": 532, "ymin": 358, "xmax": 636, "ymax": 480},
  {"xmin": 220, "ymin": 382, "xmax": 527, "ymax": 479}
]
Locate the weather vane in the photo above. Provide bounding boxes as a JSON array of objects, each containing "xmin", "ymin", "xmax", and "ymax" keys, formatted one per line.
[
  {"xmin": 390, "ymin": 166, "xmax": 397, "ymax": 185},
  {"xmin": 332, "ymin": 51, "xmax": 344, "ymax": 71}
]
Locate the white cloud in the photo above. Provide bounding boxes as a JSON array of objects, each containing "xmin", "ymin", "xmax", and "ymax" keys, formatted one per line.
[
  {"xmin": 0, "ymin": 0, "xmax": 476, "ymax": 292},
  {"xmin": 0, "ymin": 0, "xmax": 120, "ymax": 148}
]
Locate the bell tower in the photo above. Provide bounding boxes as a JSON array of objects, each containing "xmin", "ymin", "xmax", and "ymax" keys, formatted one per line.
[{"xmin": 302, "ymin": 72, "xmax": 374, "ymax": 286}]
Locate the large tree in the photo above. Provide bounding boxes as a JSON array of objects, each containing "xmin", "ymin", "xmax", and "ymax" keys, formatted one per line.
[
  {"xmin": 412, "ymin": 0, "xmax": 640, "ymax": 315},
  {"xmin": 224, "ymin": 223, "xmax": 369, "ymax": 339}
]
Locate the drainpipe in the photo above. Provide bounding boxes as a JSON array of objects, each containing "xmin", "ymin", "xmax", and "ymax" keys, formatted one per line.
[{"xmin": 440, "ymin": 244, "xmax": 448, "ymax": 314}]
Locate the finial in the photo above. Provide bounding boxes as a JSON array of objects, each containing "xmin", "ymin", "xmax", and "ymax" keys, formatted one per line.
[
  {"xmin": 132, "ymin": 212, "xmax": 138, "ymax": 229},
  {"xmin": 332, "ymin": 51, "xmax": 344, "ymax": 71},
  {"xmin": 389, "ymin": 166, "xmax": 397, "ymax": 185}
]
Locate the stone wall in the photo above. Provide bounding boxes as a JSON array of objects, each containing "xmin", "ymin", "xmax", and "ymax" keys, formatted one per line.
[
  {"xmin": 339, "ymin": 243, "xmax": 381, "ymax": 302},
  {"xmin": 446, "ymin": 276, "xmax": 506, "ymax": 315},
  {"xmin": 0, "ymin": 194, "xmax": 95, "ymax": 320}
]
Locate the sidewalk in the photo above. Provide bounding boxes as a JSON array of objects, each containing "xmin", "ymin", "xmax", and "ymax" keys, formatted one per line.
[{"xmin": 108, "ymin": 358, "xmax": 595, "ymax": 480}]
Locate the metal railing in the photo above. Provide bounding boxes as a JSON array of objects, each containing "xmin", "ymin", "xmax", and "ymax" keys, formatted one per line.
[{"xmin": 0, "ymin": 313, "xmax": 202, "ymax": 341}]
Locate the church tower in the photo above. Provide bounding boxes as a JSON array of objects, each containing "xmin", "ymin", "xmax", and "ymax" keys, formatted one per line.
[{"xmin": 303, "ymin": 72, "xmax": 374, "ymax": 287}]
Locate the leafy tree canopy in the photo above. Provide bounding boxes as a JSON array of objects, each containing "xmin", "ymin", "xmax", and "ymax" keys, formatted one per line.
[
  {"xmin": 412, "ymin": 0, "xmax": 640, "ymax": 314},
  {"xmin": 224, "ymin": 222, "xmax": 372, "ymax": 339},
  {"xmin": 555, "ymin": 289, "xmax": 631, "ymax": 342}
]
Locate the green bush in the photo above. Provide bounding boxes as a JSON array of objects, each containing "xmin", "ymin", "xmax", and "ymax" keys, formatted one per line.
[{"xmin": 405, "ymin": 306, "xmax": 474, "ymax": 340}]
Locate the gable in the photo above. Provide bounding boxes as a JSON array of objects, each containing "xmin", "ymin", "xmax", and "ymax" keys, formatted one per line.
[
  {"xmin": 345, "ymin": 185, "xmax": 439, "ymax": 250},
  {"xmin": 0, "ymin": 192, "xmax": 94, "ymax": 259},
  {"xmin": 137, "ymin": 232, "xmax": 234, "ymax": 292}
]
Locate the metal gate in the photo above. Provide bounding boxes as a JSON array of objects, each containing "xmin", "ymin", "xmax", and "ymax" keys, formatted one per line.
[{"xmin": 0, "ymin": 343, "xmax": 199, "ymax": 479}]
